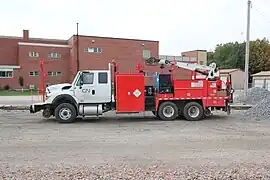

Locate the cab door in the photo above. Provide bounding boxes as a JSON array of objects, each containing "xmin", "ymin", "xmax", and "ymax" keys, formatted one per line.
[
  {"xmin": 74, "ymin": 71, "xmax": 95, "ymax": 103},
  {"xmin": 74, "ymin": 71, "xmax": 111, "ymax": 103}
]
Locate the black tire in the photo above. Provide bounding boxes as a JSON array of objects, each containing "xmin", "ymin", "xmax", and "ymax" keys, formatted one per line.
[
  {"xmin": 54, "ymin": 103, "xmax": 77, "ymax": 123},
  {"xmin": 183, "ymin": 101, "xmax": 204, "ymax": 121},
  {"xmin": 158, "ymin": 101, "xmax": 178, "ymax": 121}
]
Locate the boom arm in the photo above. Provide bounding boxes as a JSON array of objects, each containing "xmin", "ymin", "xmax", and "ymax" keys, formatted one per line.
[{"xmin": 158, "ymin": 59, "xmax": 220, "ymax": 80}]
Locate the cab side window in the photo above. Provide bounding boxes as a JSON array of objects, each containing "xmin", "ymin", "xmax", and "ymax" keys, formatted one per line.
[
  {"xmin": 98, "ymin": 72, "xmax": 108, "ymax": 84},
  {"xmin": 82, "ymin": 72, "xmax": 94, "ymax": 84}
]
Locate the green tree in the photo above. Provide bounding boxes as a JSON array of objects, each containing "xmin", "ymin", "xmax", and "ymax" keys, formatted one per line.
[{"xmin": 208, "ymin": 38, "xmax": 270, "ymax": 74}]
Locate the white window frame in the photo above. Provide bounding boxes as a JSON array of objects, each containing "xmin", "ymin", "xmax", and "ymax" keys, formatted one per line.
[
  {"xmin": 29, "ymin": 52, "xmax": 39, "ymax": 57},
  {"xmin": 47, "ymin": 71, "xmax": 62, "ymax": 76},
  {"xmin": 143, "ymin": 50, "xmax": 151, "ymax": 59},
  {"xmin": 84, "ymin": 47, "xmax": 102, "ymax": 53},
  {"xmin": 48, "ymin": 52, "xmax": 61, "ymax": 59},
  {"xmin": 29, "ymin": 71, "xmax": 40, "ymax": 76},
  {"xmin": 0, "ymin": 71, "xmax": 13, "ymax": 78}
]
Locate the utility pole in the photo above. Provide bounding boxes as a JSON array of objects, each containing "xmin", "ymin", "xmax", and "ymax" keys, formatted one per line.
[
  {"xmin": 76, "ymin": 22, "xmax": 80, "ymax": 72},
  {"xmin": 244, "ymin": 0, "xmax": 251, "ymax": 98}
]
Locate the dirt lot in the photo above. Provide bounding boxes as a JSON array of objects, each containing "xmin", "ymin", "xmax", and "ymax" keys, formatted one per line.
[{"xmin": 0, "ymin": 110, "xmax": 270, "ymax": 179}]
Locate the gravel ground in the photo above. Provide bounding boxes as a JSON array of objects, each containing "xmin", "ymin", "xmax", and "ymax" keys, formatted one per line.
[
  {"xmin": 233, "ymin": 87, "xmax": 270, "ymax": 105},
  {"xmin": 239, "ymin": 95, "xmax": 270, "ymax": 121},
  {"xmin": 1, "ymin": 110, "xmax": 270, "ymax": 179}
]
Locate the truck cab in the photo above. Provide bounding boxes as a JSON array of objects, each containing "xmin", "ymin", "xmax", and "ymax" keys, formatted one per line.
[
  {"xmin": 72, "ymin": 70, "xmax": 112, "ymax": 104},
  {"xmin": 30, "ymin": 64, "xmax": 114, "ymax": 123}
]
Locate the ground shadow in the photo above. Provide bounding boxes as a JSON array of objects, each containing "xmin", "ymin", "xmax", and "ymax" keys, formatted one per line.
[{"xmin": 41, "ymin": 112, "xmax": 230, "ymax": 124}]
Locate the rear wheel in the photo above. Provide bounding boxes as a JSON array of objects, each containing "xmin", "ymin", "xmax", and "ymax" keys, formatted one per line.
[
  {"xmin": 55, "ymin": 103, "xmax": 77, "ymax": 123},
  {"xmin": 158, "ymin": 101, "xmax": 178, "ymax": 121},
  {"xmin": 183, "ymin": 101, "xmax": 204, "ymax": 121}
]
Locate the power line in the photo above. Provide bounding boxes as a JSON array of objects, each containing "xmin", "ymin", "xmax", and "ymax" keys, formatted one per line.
[{"xmin": 252, "ymin": 3, "xmax": 270, "ymax": 24}]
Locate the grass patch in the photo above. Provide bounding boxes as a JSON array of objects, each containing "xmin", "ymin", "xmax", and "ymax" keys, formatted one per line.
[{"xmin": 0, "ymin": 90, "xmax": 39, "ymax": 96}]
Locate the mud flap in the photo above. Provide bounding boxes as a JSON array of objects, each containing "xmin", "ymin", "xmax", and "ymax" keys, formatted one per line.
[{"xmin": 225, "ymin": 103, "xmax": 231, "ymax": 115}]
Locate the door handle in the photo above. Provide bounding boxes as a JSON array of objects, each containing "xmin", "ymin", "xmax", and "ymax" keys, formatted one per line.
[{"xmin": 92, "ymin": 89, "xmax": 95, "ymax": 95}]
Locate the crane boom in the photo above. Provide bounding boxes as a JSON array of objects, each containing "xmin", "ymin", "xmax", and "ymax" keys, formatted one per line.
[{"xmin": 158, "ymin": 59, "xmax": 220, "ymax": 80}]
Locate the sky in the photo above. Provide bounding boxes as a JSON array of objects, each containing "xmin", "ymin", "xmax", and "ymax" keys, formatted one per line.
[{"xmin": 0, "ymin": 0, "xmax": 270, "ymax": 55}]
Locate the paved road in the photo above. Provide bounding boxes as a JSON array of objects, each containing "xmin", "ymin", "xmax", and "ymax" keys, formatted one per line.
[
  {"xmin": 0, "ymin": 110, "xmax": 270, "ymax": 168},
  {"xmin": 0, "ymin": 96, "xmax": 41, "ymax": 105}
]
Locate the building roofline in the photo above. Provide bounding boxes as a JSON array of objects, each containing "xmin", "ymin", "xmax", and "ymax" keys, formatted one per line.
[
  {"xmin": 68, "ymin": 34, "xmax": 159, "ymax": 43},
  {"xmin": 0, "ymin": 35, "xmax": 22, "ymax": 39},
  {"xmin": 1, "ymin": 33, "xmax": 158, "ymax": 43},
  {"xmin": 18, "ymin": 42, "xmax": 70, "ymax": 48},
  {"xmin": 252, "ymin": 71, "xmax": 270, "ymax": 76},
  {"xmin": 0, "ymin": 35, "xmax": 67, "ymax": 42},
  {"xmin": 182, "ymin": 49, "xmax": 207, "ymax": 53},
  {"xmin": 219, "ymin": 69, "xmax": 241, "ymax": 74}
]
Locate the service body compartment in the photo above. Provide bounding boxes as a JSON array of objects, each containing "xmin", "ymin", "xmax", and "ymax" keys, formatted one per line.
[{"xmin": 115, "ymin": 74, "xmax": 145, "ymax": 113}]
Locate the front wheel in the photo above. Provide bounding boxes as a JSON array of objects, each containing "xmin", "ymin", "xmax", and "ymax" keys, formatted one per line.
[
  {"xmin": 158, "ymin": 101, "xmax": 178, "ymax": 121},
  {"xmin": 55, "ymin": 103, "xmax": 77, "ymax": 123}
]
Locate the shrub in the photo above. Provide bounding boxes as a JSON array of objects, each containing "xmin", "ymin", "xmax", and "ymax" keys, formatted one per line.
[{"xmin": 3, "ymin": 84, "xmax": 10, "ymax": 90}]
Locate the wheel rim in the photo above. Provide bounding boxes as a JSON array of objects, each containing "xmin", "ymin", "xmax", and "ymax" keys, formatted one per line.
[
  {"xmin": 163, "ymin": 106, "xmax": 175, "ymax": 118},
  {"xmin": 188, "ymin": 106, "xmax": 200, "ymax": 118},
  {"xmin": 59, "ymin": 107, "xmax": 72, "ymax": 120}
]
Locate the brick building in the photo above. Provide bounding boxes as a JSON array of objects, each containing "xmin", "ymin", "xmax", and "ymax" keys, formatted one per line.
[
  {"xmin": 159, "ymin": 50, "xmax": 207, "ymax": 65},
  {"xmin": 0, "ymin": 29, "xmax": 207, "ymax": 90},
  {"xmin": 0, "ymin": 29, "xmax": 161, "ymax": 89}
]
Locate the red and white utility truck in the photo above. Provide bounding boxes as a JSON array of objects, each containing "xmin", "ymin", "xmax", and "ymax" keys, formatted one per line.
[{"xmin": 29, "ymin": 59, "xmax": 234, "ymax": 123}]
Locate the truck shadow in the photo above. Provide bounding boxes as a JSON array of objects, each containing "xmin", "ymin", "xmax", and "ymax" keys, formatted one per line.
[{"xmin": 43, "ymin": 114, "xmax": 230, "ymax": 124}]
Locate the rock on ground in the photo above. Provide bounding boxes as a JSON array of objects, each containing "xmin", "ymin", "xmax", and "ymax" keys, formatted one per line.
[
  {"xmin": 239, "ymin": 94, "xmax": 270, "ymax": 120},
  {"xmin": 1, "ymin": 164, "xmax": 270, "ymax": 180},
  {"xmin": 233, "ymin": 87, "xmax": 270, "ymax": 105}
]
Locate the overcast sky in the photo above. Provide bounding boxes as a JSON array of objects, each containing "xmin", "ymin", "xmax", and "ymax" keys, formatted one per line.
[{"xmin": 0, "ymin": 0, "xmax": 269, "ymax": 55}]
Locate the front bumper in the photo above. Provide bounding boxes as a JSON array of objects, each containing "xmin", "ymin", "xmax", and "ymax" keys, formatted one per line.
[{"xmin": 30, "ymin": 102, "xmax": 48, "ymax": 113}]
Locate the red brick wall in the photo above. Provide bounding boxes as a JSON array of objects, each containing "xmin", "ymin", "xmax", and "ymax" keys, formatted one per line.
[
  {"xmin": 73, "ymin": 36, "xmax": 159, "ymax": 74},
  {"xmin": 17, "ymin": 45, "xmax": 70, "ymax": 89},
  {"xmin": 0, "ymin": 38, "xmax": 20, "ymax": 65}
]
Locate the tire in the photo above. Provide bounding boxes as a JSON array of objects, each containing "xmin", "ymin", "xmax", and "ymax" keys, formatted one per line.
[
  {"xmin": 55, "ymin": 103, "xmax": 77, "ymax": 123},
  {"xmin": 183, "ymin": 101, "xmax": 204, "ymax": 121},
  {"xmin": 158, "ymin": 101, "xmax": 178, "ymax": 121}
]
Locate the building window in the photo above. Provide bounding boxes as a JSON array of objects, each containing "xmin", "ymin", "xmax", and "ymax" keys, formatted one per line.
[
  {"xmin": 29, "ymin": 71, "xmax": 40, "ymax": 76},
  {"xmin": 143, "ymin": 50, "xmax": 151, "ymax": 59},
  {"xmin": 98, "ymin": 72, "xmax": 108, "ymax": 84},
  {"xmin": 48, "ymin": 52, "xmax": 61, "ymax": 59},
  {"xmin": 143, "ymin": 71, "xmax": 150, "ymax": 77},
  {"xmin": 47, "ymin": 71, "xmax": 62, "ymax": 76},
  {"xmin": 0, "ymin": 71, "xmax": 13, "ymax": 78},
  {"xmin": 29, "ymin": 52, "xmax": 39, "ymax": 57},
  {"xmin": 84, "ymin": 47, "xmax": 102, "ymax": 53}
]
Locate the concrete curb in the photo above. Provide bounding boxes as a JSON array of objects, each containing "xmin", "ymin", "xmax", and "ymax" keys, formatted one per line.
[{"xmin": 0, "ymin": 105, "xmax": 30, "ymax": 110}]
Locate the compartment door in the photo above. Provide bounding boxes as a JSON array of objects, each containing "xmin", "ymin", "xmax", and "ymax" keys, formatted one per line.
[{"xmin": 116, "ymin": 74, "xmax": 145, "ymax": 113}]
